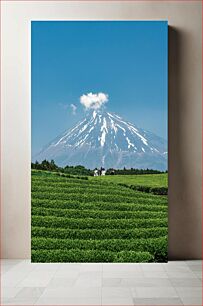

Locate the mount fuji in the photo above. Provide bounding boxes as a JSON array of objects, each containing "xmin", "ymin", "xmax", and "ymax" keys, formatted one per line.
[{"xmin": 33, "ymin": 110, "xmax": 167, "ymax": 170}]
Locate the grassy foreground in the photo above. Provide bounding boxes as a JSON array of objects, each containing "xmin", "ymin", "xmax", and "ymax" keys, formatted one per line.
[
  {"xmin": 90, "ymin": 173, "xmax": 167, "ymax": 188},
  {"xmin": 31, "ymin": 170, "xmax": 168, "ymax": 262}
]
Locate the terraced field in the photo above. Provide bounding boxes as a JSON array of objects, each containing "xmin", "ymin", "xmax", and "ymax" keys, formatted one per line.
[
  {"xmin": 31, "ymin": 170, "xmax": 168, "ymax": 262},
  {"xmin": 91, "ymin": 173, "xmax": 168, "ymax": 188}
]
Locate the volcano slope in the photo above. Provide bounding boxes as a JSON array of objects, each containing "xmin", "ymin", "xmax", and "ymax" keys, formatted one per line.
[
  {"xmin": 31, "ymin": 170, "xmax": 168, "ymax": 262},
  {"xmin": 33, "ymin": 110, "xmax": 167, "ymax": 171}
]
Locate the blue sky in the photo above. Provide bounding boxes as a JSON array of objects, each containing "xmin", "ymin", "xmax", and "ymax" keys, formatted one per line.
[{"xmin": 32, "ymin": 21, "xmax": 168, "ymax": 155}]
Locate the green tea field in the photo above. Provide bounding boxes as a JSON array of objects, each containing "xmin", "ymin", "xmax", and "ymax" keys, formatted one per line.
[
  {"xmin": 90, "ymin": 173, "xmax": 168, "ymax": 188},
  {"xmin": 31, "ymin": 170, "xmax": 168, "ymax": 262}
]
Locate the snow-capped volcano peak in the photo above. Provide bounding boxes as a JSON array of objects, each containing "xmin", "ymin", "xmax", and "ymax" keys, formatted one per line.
[
  {"xmin": 52, "ymin": 110, "xmax": 162, "ymax": 153},
  {"xmin": 33, "ymin": 109, "xmax": 167, "ymax": 170}
]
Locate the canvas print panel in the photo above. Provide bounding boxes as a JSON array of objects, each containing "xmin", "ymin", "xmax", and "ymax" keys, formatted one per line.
[{"xmin": 31, "ymin": 21, "xmax": 168, "ymax": 262}]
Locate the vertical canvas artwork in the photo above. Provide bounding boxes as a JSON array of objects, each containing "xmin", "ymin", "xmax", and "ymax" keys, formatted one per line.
[{"xmin": 31, "ymin": 21, "xmax": 168, "ymax": 262}]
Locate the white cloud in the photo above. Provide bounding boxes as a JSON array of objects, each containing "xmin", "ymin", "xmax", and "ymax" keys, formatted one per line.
[
  {"xmin": 70, "ymin": 103, "xmax": 77, "ymax": 115},
  {"xmin": 80, "ymin": 92, "xmax": 108, "ymax": 110}
]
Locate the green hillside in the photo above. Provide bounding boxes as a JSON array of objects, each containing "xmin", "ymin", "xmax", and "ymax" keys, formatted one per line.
[
  {"xmin": 31, "ymin": 170, "xmax": 168, "ymax": 262},
  {"xmin": 90, "ymin": 173, "xmax": 167, "ymax": 188}
]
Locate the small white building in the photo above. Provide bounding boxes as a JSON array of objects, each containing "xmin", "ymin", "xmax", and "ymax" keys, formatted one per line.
[
  {"xmin": 94, "ymin": 169, "xmax": 99, "ymax": 176},
  {"xmin": 101, "ymin": 169, "xmax": 106, "ymax": 176}
]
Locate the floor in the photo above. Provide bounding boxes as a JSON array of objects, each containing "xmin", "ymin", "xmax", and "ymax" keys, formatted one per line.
[{"xmin": 1, "ymin": 260, "xmax": 202, "ymax": 305}]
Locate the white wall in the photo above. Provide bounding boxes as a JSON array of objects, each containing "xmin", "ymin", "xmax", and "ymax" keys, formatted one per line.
[{"xmin": 1, "ymin": 1, "xmax": 202, "ymax": 259}]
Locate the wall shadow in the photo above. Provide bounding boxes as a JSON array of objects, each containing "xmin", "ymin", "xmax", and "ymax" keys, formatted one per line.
[{"xmin": 168, "ymin": 26, "xmax": 202, "ymax": 259}]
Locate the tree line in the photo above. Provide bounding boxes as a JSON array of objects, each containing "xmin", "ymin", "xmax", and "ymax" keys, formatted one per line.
[
  {"xmin": 31, "ymin": 160, "xmax": 167, "ymax": 176},
  {"xmin": 31, "ymin": 160, "xmax": 92, "ymax": 176}
]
